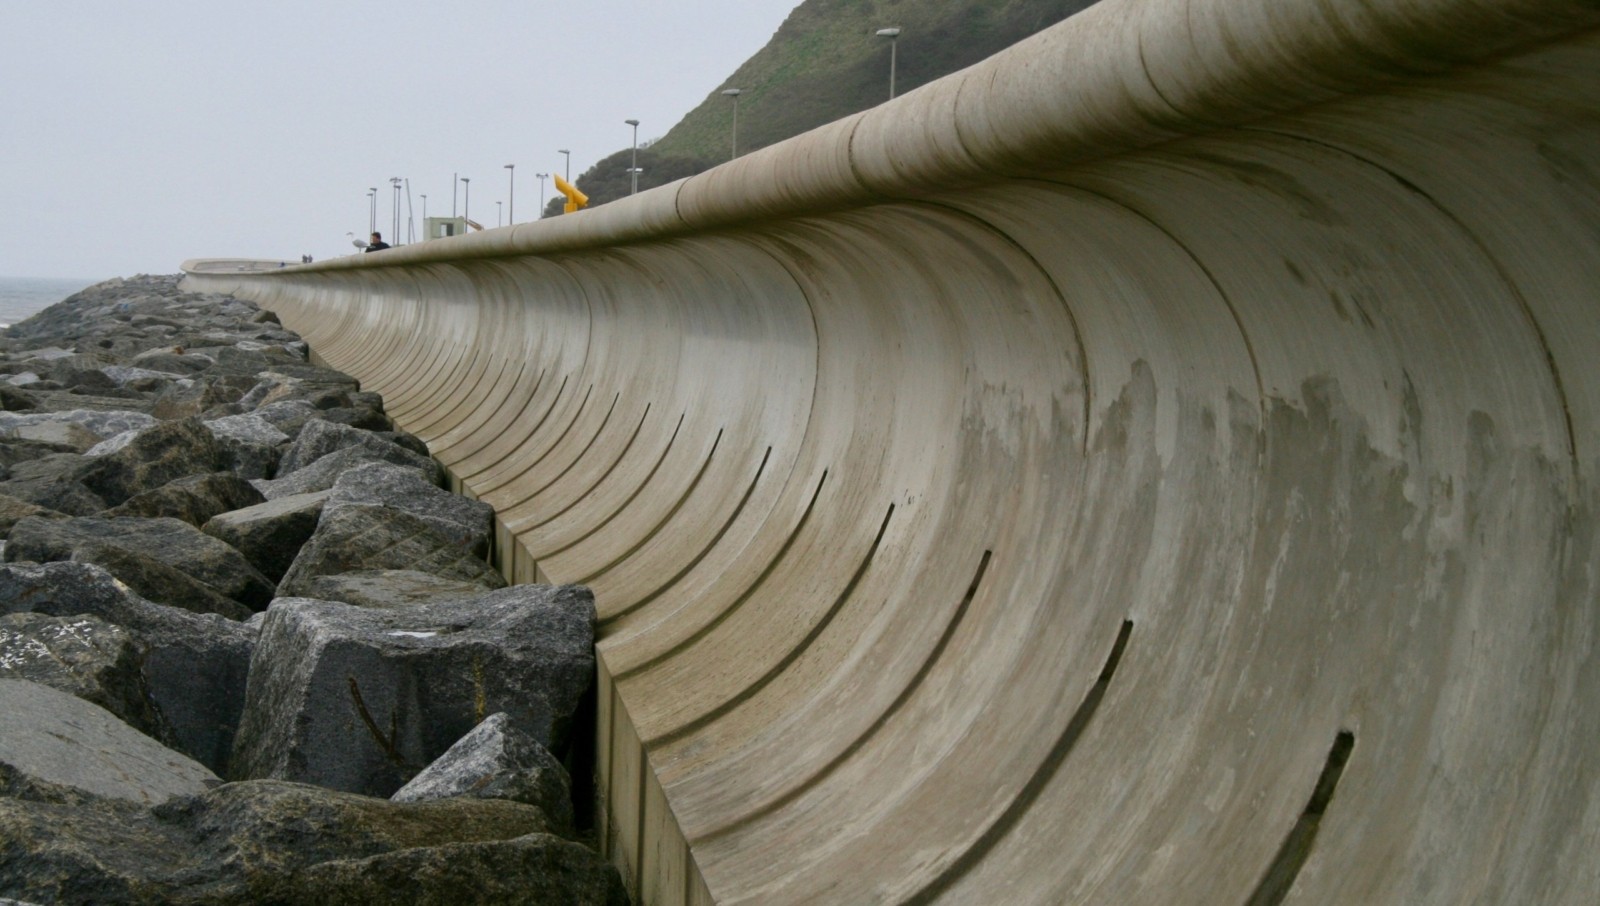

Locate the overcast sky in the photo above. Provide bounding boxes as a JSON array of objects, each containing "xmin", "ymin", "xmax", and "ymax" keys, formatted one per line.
[{"xmin": 0, "ymin": 0, "xmax": 800, "ymax": 280}]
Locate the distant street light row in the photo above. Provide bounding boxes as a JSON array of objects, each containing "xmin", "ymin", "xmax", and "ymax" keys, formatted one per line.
[
  {"xmin": 360, "ymin": 26, "xmax": 902, "ymax": 245},
  {"xmin": 717, "ymin": 26, "xmax": 903, "ymax": 161}
]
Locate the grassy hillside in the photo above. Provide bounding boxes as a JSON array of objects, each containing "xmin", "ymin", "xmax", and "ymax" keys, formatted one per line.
[{"xmin": 546, "ymin": 0, "xmax": 1097, "ymax": 216}]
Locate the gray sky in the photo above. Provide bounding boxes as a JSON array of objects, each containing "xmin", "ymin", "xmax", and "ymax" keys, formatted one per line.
[{"xmin": 0, "ymin": 0, "xmax": 800, "ymax": 280}]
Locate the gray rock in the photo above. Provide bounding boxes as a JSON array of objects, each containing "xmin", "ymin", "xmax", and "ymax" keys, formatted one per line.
[
  {"xmin": 240, "ymin": 398, "xmax": 319, "ymax": 441},
  {"xmin": 129, "ymin": 349, "xmax": 214, "ymax": 374},
  {"xmin": 258, "ymin": 362, "xmax": 362, "ymax": 389},
  {"xmin": 66, "ymin": 544, "xmax": 254, "ymax": 621},
  {"xmin": 0, "ymin": 409, "xmax": 155, "ymax": 451},
  {"xmin": 148, "ymin": 373, "xmax": 259, "ymax": 420},
  {"xmin": 0, "ymin": 679, "xmax": 219, "ymax": 804},
  {"xmin": 83, "ymin": 427, "xmax": 139, "ymax": 456},
  {"xmin": 289, "ymin": 833, "xmax": 629, "ymax": 906},
  {"xmin": 0, "ymin": 492, "xmax": 65, "ymax": 534},
  {"xmin": 276, "ymin": 503, "xmax": 505, "ymax": 597},
  {"xmin": 200, "ymin": 490, "xmax": 328, "ymax": 583},
  {"xmin": 393, "ymin": 712, "xmax": 575, "ymax": 833},
  {"xmin": 231, "ymin": 586, "xmax": 595, "ymax": 797},
  {"xmin": 0, "ymin": 561, "xmax": 256, "ymax": 773},
  {"xmin": 100, "ymin": 364, "xmax": 183, "ymax": 386},
  {"xmin": 235, "ymin": 374, "xmax": 299, "ymax": 410},
  {"xmin": 378, "ymin": 429, "xmax": 429, "ymax": 458},
  {"xmin": 318, "ymin": 405, "xmax": 392, "ymax": 431},
  {"xmin": 0, "ymin": 779, "xmax": 556, "ymax": 906},
  {"xmin": 75, "ymin": 417, "xmax": 229, "ymax": 506},
  {"xmin": 208, "ymin": 345, "xmax": 311, "ymax": 376},
  {"xmin": 251, "ymin": 444, "xmax": 440, "ymax": 499},
  {"xmin": 104, "ymin": 471, "xmax": 266, "ymax": 527},
  {"xmin": 0, "ymin": 612, "xmax": 158, "ymax": 735},
  {"xmin": 46, "ymin": 365, "xmax": 117, "ymax": 394},
  {"xmin": 300, "ymin": 569, "xmax": 494, "ymax": 609},
  {"xmin": 17, "ymin": 347, "xmax": 75, "ymax": 362},
  {"xmin": 276, "ymin": 418, "xmax": 439, "ymax": 480},
  {"xmin": 204, "ymin": 411, "xmax": 290, "ymax": 448},
  {"xmin": 217, "ymin": 436, "xmax": 280, "ymax": 480},
  {"xmin": 0, "ymin": 438, "xmax": 79, "ymax": 469},
  {"xmin": 0, "ymin": 384, "xmax": 38, "ymax": 411},
  {"xmin": 5, "ymin": 515, "xmax": 274, "ymax": 615},
  {"xmin": 327, "ymin": 462, "xmax": 494, "ymax": 556},
  {"xmin": 0, "ymin": 453, "xmax": 106, "ymax": 516},
  {"xmin": 20, "ymin": 389, "xmax": 154, "ymax": 415}
]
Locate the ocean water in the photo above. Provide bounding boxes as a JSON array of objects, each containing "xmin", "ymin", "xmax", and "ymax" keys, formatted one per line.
[{"xmin": 0, "ymin": 276, "xmax": 105, "ymax": 328}]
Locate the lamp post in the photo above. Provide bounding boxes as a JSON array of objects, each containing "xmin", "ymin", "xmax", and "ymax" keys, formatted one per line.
[
  {"xmin": 504, "ymin": 164, "xmax": 515, "ymax": 223},
  {"xmin": 536, "ymin": 173, "xmax": 548, "ymax": 217},
  {"xmin": 720, "ymin": 88, "xmax": 742, "ymax": 159},
  {"xmin": 461, "ymin": 177, "xmax": 470, "ymax": 226},
  {"xmin": 367, "ymin": 188, "xmax": 377, "ymax": 234},
  {"xmin": 390, "ymin": 177, "xmax": 402, "ymax": 247},
  {"xmin": 496, "ymin": 201, "xmax": 503, "ymax": 227},
  {"xmin": 558, "ymin": 149, "xmax": 570, "ymax": 182},
  {"xmin": 452, "ymin": 172, "xmax": 458, "ymax": 217},
  {"xmin": 421, "ymin": 194, "xmax": 427, "ymax": 224},
  {"xmin": 625, "ymin": 119, "xmax": 640, "ymax": 195},
  {"xmin": 876, "ymin": 27, "xmax": 902, "ymax": 99}
]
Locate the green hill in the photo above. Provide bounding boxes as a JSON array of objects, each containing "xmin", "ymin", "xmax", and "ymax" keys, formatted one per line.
[{"xmin": 546, "ymin": 0, "xmax": 1097, "ymax": 217}]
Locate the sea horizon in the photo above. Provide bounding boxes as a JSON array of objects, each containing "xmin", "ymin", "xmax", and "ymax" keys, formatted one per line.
[{"xmin": 0, "ymin": 274, "xmax": 109, "ymax": 327}]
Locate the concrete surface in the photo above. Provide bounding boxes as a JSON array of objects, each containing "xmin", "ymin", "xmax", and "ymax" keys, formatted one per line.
[{"xmin": 182, "ymin": 0, "xmax": 1600, "ymax": 902}]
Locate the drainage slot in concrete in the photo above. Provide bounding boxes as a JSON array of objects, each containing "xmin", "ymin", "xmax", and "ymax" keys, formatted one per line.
[
  {"xmin": 612, "ymin": 445, "xmax": 775, "ymax": 622},
  {"xmin": 540, "ymin": 413, "xmax": 686, "ymax": 560},
  {"xmin": 522, "ymin": 392, "xmax": 623, "ymax": 501},
  {"xmin": 517, "ymin": 382, "xmax": 596, "ymax": 476},
  {"xmin": 525, "ymin": 404, "xmax": 652, "ymax": 529},
  {"xmin": 580, "ymin": 427, "xmax": 725, "ymax": 586},
  {"xmin": 456, "ymin": 372, "xmax": 565, "ymax": 475},
  {"xmin": 1245, "ymin": 729, "xmax": 1356, "ymax": 906},
  {"xmin": 646, "ymin": 502, "xmax": 893, "ymax": 747},
  {"xmin": 696, "ymin": 548, "xmax": 993, "ymax": 843},
  {"xmin": 907, "ymin": 617, "xmax": 1133, "ymax": 905},
  {"xmin": 616, "ymin": 465, "xmax": 826, "ymax": 677}
]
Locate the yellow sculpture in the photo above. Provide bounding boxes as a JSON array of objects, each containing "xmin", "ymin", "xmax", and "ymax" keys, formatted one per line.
[{"xmin": 553, "ymin": 173, "xmax": 588, "ymax": 213}]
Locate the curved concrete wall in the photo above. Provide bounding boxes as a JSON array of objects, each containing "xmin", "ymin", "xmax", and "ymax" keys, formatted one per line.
[{"xmin": 184, "ymin": 1, "xmax": 1600, "ymax": 902}]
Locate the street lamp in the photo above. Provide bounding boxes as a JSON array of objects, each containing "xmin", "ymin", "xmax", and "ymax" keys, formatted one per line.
[
  {"xmin": 557, "ymin": 149, "xmax": 570, "ymax": 182},
  {"xmin": 504, "ymin": 164, "xmax": 515, "ymax": 223},
  {"xmin": 876, "ymin": 28, "xmax": 902, "ymax": 100},
  {"xmin": 367, "ymin": 188, "xmax": 377, "ymax": 234},
  {"xmin": 625, "ymin": 119, "xmax": 640, "ymax": 195},
  {"xmin": 420, "ymin": 194, "xmax": 427, "ymax": 224},
  {"xmin": 452, "ymin": 172, "xmax": 458, "ymax": 217},
  {"xmin": 461, "ymin": 177, "xmax": 470, "ymax": 226},
  {"xmin": 390, "ymin": 177, "xmax": 402, "ymax": 247},
  {"xmin": 496, "ymin": 201, "xmax": 503, "ymax": 227},
  {"xmin": 536, "ymin": 173, "xmax": 548, "ymax": 217},
  {"xmin": 720, "ymin": 88, "xmax": 742, "ymax": 159}
]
